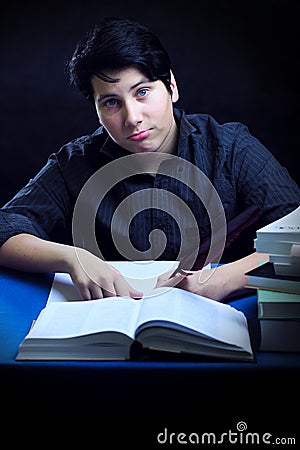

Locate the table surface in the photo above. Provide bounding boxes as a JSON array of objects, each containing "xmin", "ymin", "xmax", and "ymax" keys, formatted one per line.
[
  {"xmin": 1, "ymin": 266, "xmax": 299, "ymax": 447},
  {"xmin": 1, "ymin": 265, "xmax": 299, "ymax": 366}
]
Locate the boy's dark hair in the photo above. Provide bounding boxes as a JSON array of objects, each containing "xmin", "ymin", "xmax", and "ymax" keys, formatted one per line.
[{"xmin": 67, "ymin": 16, "xmax": 173, "ymax": 101}]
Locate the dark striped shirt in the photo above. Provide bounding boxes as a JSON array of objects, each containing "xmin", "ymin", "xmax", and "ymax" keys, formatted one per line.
[{"xmin": 0, "ymin": 108, "xmax": 299, "ymax": 263}]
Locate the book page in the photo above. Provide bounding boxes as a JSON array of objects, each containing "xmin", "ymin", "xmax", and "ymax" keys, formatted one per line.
[
  {"xmin": 27, "ymin": 297, "xmax": 141, "ymax": 340},
  {"xmin": 257, "ymin": 206, "xmax": 300, "ymax": 235},
  {"xmin": 46, "ymin": 260, "xmax": 180, "ymax": 305},
  {"xmin": 136, "ymin": 288, "xmax": 251, "ymax": 350},
  {"xmin": 109, "ymin": 260, "xmax": 179, "ymax": 294},
  {"xmin": 46, "ymin": 273, "xmax": 80, "ymax": 304}
]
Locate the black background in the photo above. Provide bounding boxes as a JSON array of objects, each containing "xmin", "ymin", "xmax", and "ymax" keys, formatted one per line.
[
  {"xmin": 1, "ymin": 2, "xmax": 299, "ymax": 445},
  {"xmin": 1, "ymin": 0, "xmax": 299, "ymax": 206}
]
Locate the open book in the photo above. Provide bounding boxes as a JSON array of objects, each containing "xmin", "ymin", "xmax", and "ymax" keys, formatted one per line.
[{"xmin": 16, "ymin": 267, "xmax": 254, "ymax": 362}]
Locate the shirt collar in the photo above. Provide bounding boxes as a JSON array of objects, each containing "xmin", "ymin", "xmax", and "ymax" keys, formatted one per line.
[
  {"xmin": 97, "ymin": 131, "xmax": 131, "ymax": 160},
  {"xmin": 173, "ymin": 108, "xmax": 198, "ymax": 158}
]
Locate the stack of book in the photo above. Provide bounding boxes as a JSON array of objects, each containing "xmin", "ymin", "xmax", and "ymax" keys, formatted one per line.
[{"xmin": 245, "ymin": 206, "xmax": 300, "ymax": 352}]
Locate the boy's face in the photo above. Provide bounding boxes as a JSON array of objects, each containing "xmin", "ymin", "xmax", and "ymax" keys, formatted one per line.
[{"xmin": 91, "ymin": 67, "xmax": 178, "ymax": 154}]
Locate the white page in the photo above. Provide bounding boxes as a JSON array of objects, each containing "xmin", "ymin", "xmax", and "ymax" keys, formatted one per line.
[
  {"xmin": 257, "ymin": 206, "xmax": 300, "ymax": 237},
  {"xmin": 136, "ymin": 288, "xmax": 252, "ymax": 351},
  {"xmin": 28, "ymin": 297, "xmax": 141, "ymax": 340},
  {"xmin": 46, "ymin": 273, "xmax": 79, "ymax": 304},
  {"xmin": 109, "ymin": 260, "xmax": 179, "ymax": 294},
  {"xmin": 47, "ymin": 260, "xmax": 180, "ymax": 305}
]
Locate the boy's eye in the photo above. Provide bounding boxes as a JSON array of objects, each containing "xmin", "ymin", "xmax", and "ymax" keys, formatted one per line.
[
  {"xmin": 137, "ymin": 88, "xmax": 148, "ymax": 98},
  {"xmin": 104, "ymin": 98, "xmax": 119, "ymax": 107}
]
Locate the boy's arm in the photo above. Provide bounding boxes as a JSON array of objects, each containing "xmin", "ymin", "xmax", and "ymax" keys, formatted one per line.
[
  {"xmin": 158, "ymin": 252, "xmax": 269, "ymax": 301},
  {"xmin": 0, "ymin": 234, "xmax": 142, "ymax": 300}
]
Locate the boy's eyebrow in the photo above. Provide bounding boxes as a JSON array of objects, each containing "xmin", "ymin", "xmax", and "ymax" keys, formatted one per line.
[
  {"xmin": 98, "ymin": 78, "xmax": 151, "ymax": 101},
  {"xmin": 129, "ymin": 79, "xmax": 150, "ymax": 91}
]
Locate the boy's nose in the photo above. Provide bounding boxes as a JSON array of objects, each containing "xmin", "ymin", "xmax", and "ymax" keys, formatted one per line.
[{"xmin": 123, "ymin": 102, "xmax": 142, "ymax": 127}]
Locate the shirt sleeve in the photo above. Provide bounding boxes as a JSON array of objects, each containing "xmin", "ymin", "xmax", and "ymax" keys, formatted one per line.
[
  {"xmin": 232, "ymin": 124, "xmax": 300, "ymax": 226},
  {"xmin": 0, "ymin": 155, "xmax": 73, "ymax": 247}
]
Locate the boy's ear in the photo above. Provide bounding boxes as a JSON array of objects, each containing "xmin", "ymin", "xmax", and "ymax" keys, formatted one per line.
[{"xmin": 170, "ymin": 70, "xmax": 179, "ymax": 103}]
